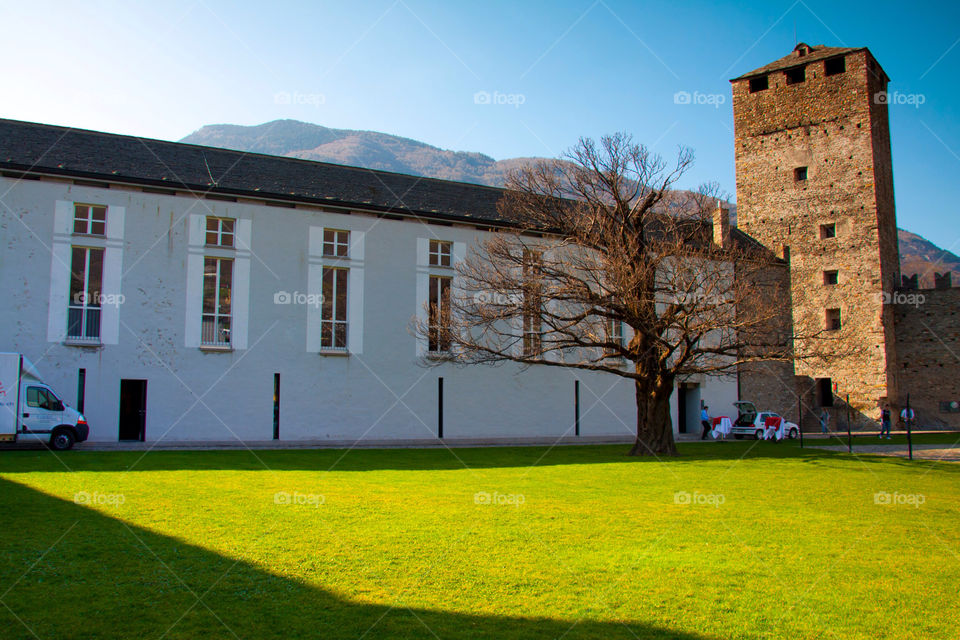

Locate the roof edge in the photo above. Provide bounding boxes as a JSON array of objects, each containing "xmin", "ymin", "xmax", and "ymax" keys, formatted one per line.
[
  {"xmin": 0, "ymin": 161, "xmax": 521, "ymax": 229},
  {"xmin": 0, "ymin": 117, "xmax": 513, "ymax": 195},
  {"xmin": 728, "ymin": 46, "xmax": 871, "ymax": 82}
]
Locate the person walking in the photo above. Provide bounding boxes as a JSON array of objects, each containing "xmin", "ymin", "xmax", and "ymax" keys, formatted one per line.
[
  {"xmin": 819, "ymin": 408, "xmax": 830, "ymax": 435},
  {"xmin": 879, "ymin": 405, "xmax": 892, "ymax": 439},
  {"xmin": 700, "ymin": 405, "xmax": 711, "ymax": 440}
]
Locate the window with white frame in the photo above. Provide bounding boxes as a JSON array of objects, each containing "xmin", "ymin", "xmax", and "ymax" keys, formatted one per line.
[
  {"xmin": 522, "ymin": 310, "xmax": 541, "ymax": 356},
  {"xmin": 321, "ymin": 267, "xmax": 348, "ymax": 349},
  {"xmin": 429, "ymin": 240, "xmax": 452, "ymax": 267},
  {"xmin": 202, "ymin": 257, "xmax": 233, "ymax": 346},
  {"xmin": 73, "ymin": 204, "xmax": 107, "ymax": 236},
  {"xmin": 205, "ymin": 217, "xmax": 235, "ymax": 247},
  {"xmin": 322, "ymin": 229, "xmax": 350, "ymax": 257},
  {"xmin": 522, "ymin": 248, "xmax": 542, "ymax": 357},
  {"xmin": 605, "ymin": 318, "xmax": 625, "ymax": 358},
  {"xmin": 67, "ymin": 246, "xmax": 104, "ymax": 341},
  {"xmin": 428, "ymin": 275, "xmax": 452, "ymax": 353}
]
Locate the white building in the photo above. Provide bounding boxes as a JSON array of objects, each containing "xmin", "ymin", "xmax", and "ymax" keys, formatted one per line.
[{"xmin": 0, "ymin": 119, "xmax": 737, "ymax": 444}]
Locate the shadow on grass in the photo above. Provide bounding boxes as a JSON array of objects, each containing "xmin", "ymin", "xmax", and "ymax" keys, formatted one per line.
[{"xmin": 0, "ymin": 477, "xmax": 713, "ymax": 640}]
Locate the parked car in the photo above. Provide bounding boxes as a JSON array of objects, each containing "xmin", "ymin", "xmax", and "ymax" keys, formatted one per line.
[{"xmin": 730, "ymin": 401, "xmax": 799, "ymax": 440}]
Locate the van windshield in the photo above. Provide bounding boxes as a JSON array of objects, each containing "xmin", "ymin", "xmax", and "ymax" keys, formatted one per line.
[{"xmin": 26, "ymin": 387, "xmax": 60, "ymax": 410}]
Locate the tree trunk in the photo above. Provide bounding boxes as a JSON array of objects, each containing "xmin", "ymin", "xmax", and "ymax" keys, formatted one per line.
[{"xmin": 628, "ymin": 377, "xmax": 678, "ymax": 456}]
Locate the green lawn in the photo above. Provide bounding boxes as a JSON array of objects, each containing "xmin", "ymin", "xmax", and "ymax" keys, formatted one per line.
[{"xmin": 0, "ymin": 439, "xmax": 958, "ymax": 639}]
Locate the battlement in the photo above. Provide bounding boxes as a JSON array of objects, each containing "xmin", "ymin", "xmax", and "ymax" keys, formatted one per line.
[
  {"xmin": 731, "ymin": 44, "xmax": 890, "ymax": 139},
  {"xmin": 901, "ymin": 272, "xmax": 955, "ymax": 291}
]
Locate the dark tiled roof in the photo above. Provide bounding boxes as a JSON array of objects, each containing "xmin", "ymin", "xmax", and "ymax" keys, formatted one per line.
[
  {"xmin": 0, "ymin": 118, "xmax": 510, "ymax": 225},
  {"xmin": 0, "ymin": 118, "xmax": 777, "ymax": 259},
  {"xmin": 730, "ymin": 43, "xmax": 874, "ymax": 81}
]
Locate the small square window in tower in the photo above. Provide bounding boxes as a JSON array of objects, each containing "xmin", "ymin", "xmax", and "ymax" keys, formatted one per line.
[
  {"xmin": 820, "ymin": 223, "xmax": 837, "ymax": 239},
  {"xmin": 785, "ymin": 66, "xmax": 806, "ymax": 85},
  {"xmin": 825, "ymin": 308, "xmax": 842, "ymax": 331},
  {"xmin": 824, "ymin": 56, "xmax": 846, "ymax": 76},
  {"xmin": 748, "ymin": 76, "xmax": 768, "ymax": 93},
  {"xmin": 794, "ymin": 166, "xmax": 808, "ymax": 181},
  {"xmin": 823, "ymin": 270, "xmax": 839, "ymax": 286}
]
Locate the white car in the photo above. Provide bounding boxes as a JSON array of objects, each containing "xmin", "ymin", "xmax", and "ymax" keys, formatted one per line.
[{"xmin": 730, "ymin": 401, "xmax": 800, "ymax": 440}]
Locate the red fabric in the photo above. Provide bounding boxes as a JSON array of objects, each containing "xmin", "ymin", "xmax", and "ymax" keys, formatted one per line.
[
  {"xmin": 711, "ymin": 417, "xmax": 728, "ymax": 426},
  {"xmin": 764, "ymin": 416, "xmax": 782, "ymax": 428}
]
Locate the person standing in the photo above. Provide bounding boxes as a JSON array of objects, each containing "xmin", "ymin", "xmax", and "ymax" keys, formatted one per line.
[
  {"xmin": 879, "ymin": 405, "xmax": 892, "ymax": 439},
  {"xmin": 700, "ymin": 406, "xmax": 711, "ymax": 440},
  {"xmin": 819, "ymin": 408, "xmax": 830, "ymax": 435},
  {"xmin": 900, "ymin": 406, "xmax": 915, "ymax": 432}
]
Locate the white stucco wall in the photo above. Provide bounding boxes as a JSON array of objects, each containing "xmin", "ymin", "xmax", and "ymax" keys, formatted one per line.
[{"xmin": 0, "ymin": 176, "xmax": 737, "ymax": 443}]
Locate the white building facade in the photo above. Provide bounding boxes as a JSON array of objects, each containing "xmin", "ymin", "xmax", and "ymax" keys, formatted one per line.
[{"xmin": 0, "ymin": 119, "xmax": 738, "ymax": 444}]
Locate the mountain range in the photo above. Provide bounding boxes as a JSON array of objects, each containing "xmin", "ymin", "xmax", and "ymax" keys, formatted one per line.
[{"xmin": 180, "ymin": 119, "xmax": 959, "ymax": 287}]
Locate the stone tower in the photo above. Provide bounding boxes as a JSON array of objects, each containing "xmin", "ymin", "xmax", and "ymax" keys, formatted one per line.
[{"xmin": 731, "ymin": 44, "xmax": 901, "ymax": 420}]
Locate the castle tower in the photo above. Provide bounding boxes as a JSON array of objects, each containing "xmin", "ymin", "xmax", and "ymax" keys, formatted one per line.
[{"xmin": 731, "ymin": 44, "xmax": 900, "ymax": 420}]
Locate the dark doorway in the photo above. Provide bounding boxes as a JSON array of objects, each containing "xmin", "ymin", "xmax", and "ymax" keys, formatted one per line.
[
  {"xmin": 118, "ymin": 379, "xmax": 147, "ymax": 441},
  {"xmin": 817, "ymin": 378, "xmax": 834, "ymax": 407},
  {"xmin": 676, "ymin": 383, "xmax": 701, "ymax": 434}
]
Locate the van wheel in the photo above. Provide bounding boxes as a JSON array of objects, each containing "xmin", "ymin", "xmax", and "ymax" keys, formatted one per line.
[
  {"xmin": 754, "ymin": 429, "xmax": 764, "ymax": 440},
  {"xmin": 50, "ymin": 429, "xmax": 75, "ymax": 451},
  {"xmin": 788, "ymin": 428, "xmax": 799, "ymax": 440}
]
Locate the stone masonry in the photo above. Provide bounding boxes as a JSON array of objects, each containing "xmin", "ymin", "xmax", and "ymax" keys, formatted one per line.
[
  {"xmin": 731, "ymin": 43, "xmax": 960, "ymax": 429},
  {"xmin": 731, "ymin": 44, "xmax": 902, "ymax": 426},
  {"xmin": 894, "ymin": 287, "xmax": 960, "ymax": 428}
]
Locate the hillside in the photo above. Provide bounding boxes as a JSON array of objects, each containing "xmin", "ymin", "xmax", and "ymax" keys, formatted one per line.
[
  {"xmin": 180, "ymin": 119, "xmax": 538, "ymax": 186},
  {"xmin": 180, "ymin": 120, "xmax": 956, "ymax": 286}
]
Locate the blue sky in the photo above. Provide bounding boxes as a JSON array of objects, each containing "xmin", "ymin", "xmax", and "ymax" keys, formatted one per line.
[{"xmin": 1, "ymin": 0, "xmax": 958, "ymax": 246}]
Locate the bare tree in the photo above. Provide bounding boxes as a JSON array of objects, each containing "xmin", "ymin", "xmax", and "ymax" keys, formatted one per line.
[{"xmin": 418, "ymin": 133, "xmax": 838, "ymax": 456}]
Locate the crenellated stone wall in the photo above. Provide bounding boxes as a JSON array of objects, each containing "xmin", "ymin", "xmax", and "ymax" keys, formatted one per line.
[{"xmin": 893, "ymin": 287, "xmax": 960, "ymax": 428}]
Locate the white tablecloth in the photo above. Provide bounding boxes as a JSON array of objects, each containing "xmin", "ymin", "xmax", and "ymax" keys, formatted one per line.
[
  {"xmin": 711, "ymin": 417, "xmax": 733, "ymax": 439},
  {"xmin": 764, "ymin": 420, "xmax": 784, "ymax": 440}
]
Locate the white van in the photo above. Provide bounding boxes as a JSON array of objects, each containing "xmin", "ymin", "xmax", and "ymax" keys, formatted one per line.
[{"xmin": 0, "ymin": 353, "xmax": 89, "ymax": 450}]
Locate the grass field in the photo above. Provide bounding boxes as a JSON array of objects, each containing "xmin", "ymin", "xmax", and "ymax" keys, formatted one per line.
[{"xmin": 0, "ymin": 438, "xmax": 958, "ymax": 639}]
